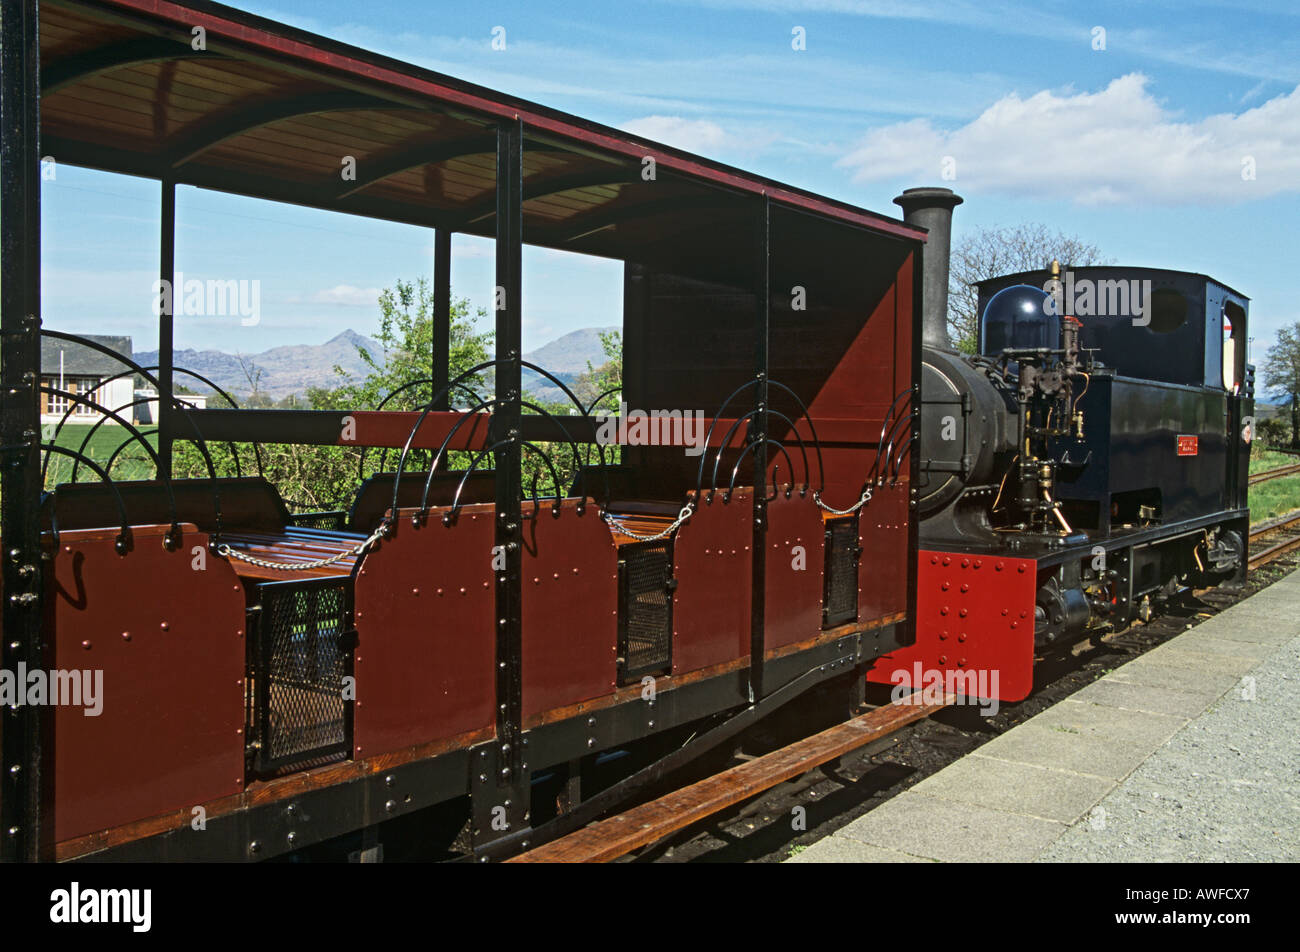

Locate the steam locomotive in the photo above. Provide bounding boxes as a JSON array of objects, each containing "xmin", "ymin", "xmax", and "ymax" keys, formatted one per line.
[{"xmin": 868, "ymin": 188, "xmax": 1254, "ymax": 701}]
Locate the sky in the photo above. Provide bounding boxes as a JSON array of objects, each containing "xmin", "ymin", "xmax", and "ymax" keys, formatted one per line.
[{"xmin": 40, "ymin": 0, "xmax": 1300, "ymax": 372}]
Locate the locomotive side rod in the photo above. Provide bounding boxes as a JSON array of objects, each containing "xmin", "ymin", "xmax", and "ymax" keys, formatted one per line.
[{"xmin": 506, "ymin": 693, "xmax": 953, "ymax": 863}]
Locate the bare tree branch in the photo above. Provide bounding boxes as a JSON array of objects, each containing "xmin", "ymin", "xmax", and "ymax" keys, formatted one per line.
[{"xmin": 949, "ymin": 224, "xmax": 1112, "ymax": 353}]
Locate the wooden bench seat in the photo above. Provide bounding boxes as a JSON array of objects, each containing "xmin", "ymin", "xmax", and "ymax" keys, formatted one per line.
[
  {"xmin": 601, "ymin": 499, "xmax": 683, "ymax": 546},
  {"xmin": 219, "ymin": 526, "xmax": 365, "ymax": 582}
]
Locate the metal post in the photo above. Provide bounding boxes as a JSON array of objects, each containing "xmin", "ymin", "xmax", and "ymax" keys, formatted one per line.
[
  {"xmin": 750, "ymin": 196, "xmax": 770, "ymax": 701},
  {"xmin": 433, "ymin": 227, "xmax": 451, "ymax": 410},
  {"xmin": 904, "ymin": 242, "xmax": 924, "ymax": 649},
  {"xmin": 491, "ymin": 117, "xmax": 526, "ymax": 832},
  {"xmin": 158, "ymin": 177, "xmax": 175, "ymax": 477},
  {"xmin": 0, "ymin": 0, "xmax": 45, "ymax": 862}
]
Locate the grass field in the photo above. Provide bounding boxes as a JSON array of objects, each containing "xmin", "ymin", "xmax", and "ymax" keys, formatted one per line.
[
  {"xmin": 1249, "ymin": 446, "xmax": 1300, "ymax": 523},
  {"xmin": 1248, "ymin": 448, "xmax": 1297, "ymax": 475},
  {"xmin": 42, "ymin": 423, "xmax": 157, "ymax": 489}
]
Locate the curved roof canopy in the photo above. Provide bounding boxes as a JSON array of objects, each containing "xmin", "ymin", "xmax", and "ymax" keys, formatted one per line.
[{"xmin": 40, "ymin": 0, "xmax": 925, "ymax": 258}]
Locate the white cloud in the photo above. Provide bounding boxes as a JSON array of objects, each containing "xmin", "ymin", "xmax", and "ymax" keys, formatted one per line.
[
  {"xmin": 620, "ymin": 115, "xmax": 785, "ymax": 160},
  {"xmin": 310, "ymin": 285, "xmax": 382, "ymax": 307},
  {"xmin": 621, "ymin": 116, "xmax": 731, "ymax": 155},
  {"xmin": 837, "ymin": 74, "xmax": 1300, "ymax": 205}
]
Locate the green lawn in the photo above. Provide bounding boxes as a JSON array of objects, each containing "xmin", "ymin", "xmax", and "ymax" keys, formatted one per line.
[
  {"xmin": 42, "ymin": 423, "xmax": 157, "ymax": 489},
  {"xmin": 1249, "ymin": 475, "xmax": 1300, "ymax": 524},
  {"xmin": 1249, "ymin": 445, "xmax": 1300, "ymax": 524},
  {"xmin": 1249, "ymin": 447, "xmax": 1296, "ymax": 475}
]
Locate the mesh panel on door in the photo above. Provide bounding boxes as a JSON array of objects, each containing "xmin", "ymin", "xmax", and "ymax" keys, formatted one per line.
[{"xmin": 619, "ymin": 541, "xmax": 673, "ymax": 682}]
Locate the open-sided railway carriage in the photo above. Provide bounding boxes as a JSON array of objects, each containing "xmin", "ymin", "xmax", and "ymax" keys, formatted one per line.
[{"xmin": 1, "ymin": 0, "xmax": 923, "ymax": 861}]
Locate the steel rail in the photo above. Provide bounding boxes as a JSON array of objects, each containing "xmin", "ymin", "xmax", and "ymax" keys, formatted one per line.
[
  {"xmin": 1248, "ymin": 462, "xmax": 1300, "ymax": 486},
  {"xmin": 507, "ymin": 694, "xmax": 953, "ymax": 863},
  {"xmin": 1248, "ymin": 510, "xmax": 1300, "ymax": 570}
]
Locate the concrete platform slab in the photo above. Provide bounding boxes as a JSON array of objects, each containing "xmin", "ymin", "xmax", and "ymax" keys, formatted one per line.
[
  {"xmin": 835, "ymin": 792, "xmax": 1066, "ymax": 863},
  {"xmin": 970, "ymin": 724, "xmax": 1152, "ymax": 781},
  {"xmin": 1101, "ymin": 660, "xmax": 1241, "ymax": 696},
  {"xmin": 908, "ymin": 755, "xmax": 1114, "ymax": 822},
  {"xmin": 1137, "ymin": 645, "xmax": 1269, "ymax": 678},
  {"xmin": 1025, "ymin": 698, "xmax": 1187, "ymax": 748},
  {"xmin": 1068, "ymin": 677, "xmax": 1217, "ymax": 718},
  {"xmin": 1160, "ymin": 632, "xmax": 1276, "ymax": 660},
  {"xmin": 786, "ymin": 837, "xmax": 928, "ymax": 863}
]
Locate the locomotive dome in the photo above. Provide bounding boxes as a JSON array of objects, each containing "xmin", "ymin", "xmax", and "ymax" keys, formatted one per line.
[{"xmin": 980, "ymin": 284, "xmax": 1059, "ymax": 354}]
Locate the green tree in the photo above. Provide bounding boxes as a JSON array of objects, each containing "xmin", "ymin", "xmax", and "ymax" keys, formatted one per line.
[
  {"xmin": 567, "ymin": 330, "xmax": 623, "ymax": 477},
  {"xmin": 573, "ymin": 330, "xmax": 622, "ymax": 412},
  {"xmin": 1261, "ymin": 324, "xmax": 1300, "ymax": 449},
  {"xmin": 1256, "ymin": 416, "xmax": 1289, "ymax": 448},
  {"xmin": 949, "ymin": 225, "xmax": 1111, "ymax": 354}
]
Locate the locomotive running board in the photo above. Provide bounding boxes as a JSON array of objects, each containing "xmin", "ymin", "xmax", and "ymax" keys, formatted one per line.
[{"xmin": 505, "ymin": 694, "xmax": 953, "ymax": 863}]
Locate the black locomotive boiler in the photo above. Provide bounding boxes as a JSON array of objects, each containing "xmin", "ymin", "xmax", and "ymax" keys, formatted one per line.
[{"xmin": 868, "ymin": 188, "xmax": 1253, "ymax": 701}]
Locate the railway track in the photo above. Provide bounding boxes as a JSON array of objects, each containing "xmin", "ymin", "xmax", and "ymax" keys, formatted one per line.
[
  {"xmin": 531, "ymin": 516, "xmax": 1299, "ymax": 863},
  {"xmin": 1248, "ymin": 462, "xmax": 1300, "ymax": 485},
  {"xmin": 1248, "ymin": 509, "xmax": 1300, "ymax": 569}
]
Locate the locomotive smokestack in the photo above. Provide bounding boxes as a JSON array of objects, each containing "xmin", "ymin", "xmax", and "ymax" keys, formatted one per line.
[{"xmin": 894, "ymin": 187, "xmax": 963, "ymax": 352}]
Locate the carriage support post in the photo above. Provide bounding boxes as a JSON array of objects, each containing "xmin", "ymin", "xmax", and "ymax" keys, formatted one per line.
[
  {"xmin": 750, "ymin": 197, "xmax": 771, "ymax": 701},
  {"xmin": 433, "ymin": 227, "xmax": 451, "ymax": 411},
  {"xmin": 158, "ymin": 177, "xmax": 176, "ymax": 477},
  {"xmin": 474, "ymin": 116, "xmax": 530, "ymax": 850},
  {"xmin": 0, "ymin": 0, "xmax": 46, "ymax": 862}
]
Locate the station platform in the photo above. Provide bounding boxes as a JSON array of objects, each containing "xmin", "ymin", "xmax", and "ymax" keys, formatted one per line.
[{"xmin": 788, "ymin": 570, "xmax": 1300, "ymax": 863}]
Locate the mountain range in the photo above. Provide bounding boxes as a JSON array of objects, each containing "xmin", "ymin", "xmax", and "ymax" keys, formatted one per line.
[{"xmin": 136, "ymin": 326, "xmax": 618, "ymax": 404}]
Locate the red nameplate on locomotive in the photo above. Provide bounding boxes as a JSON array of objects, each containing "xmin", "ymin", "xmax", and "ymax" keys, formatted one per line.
[{"xmin": 1177, "ymin": 435, "xmax": 1199, "ymax": 456}]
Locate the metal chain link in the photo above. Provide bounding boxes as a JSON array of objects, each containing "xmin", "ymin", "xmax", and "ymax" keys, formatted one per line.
[
  {"xmin": 813, "ymin": 487, "xmax": 873, "ymax": 516},
  {"xmin": 601, "ymin": 502, "xmax": 695, "ymax": 543},
  {"xmin": 217, "ymin": 522, "xmax": 388, "ymax": 572}
]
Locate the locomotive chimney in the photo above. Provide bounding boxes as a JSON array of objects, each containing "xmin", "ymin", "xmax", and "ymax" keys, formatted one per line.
[{"xmin": 893, "ymin": 187, "xmax": 963, "ymax": 352}]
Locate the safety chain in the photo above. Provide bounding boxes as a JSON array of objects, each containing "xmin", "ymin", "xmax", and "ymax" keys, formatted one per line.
[
  {"xmin": 601, "ymin": 501, "xmax": 695, "ymax": 543},
  {"xmin": 813, "ymin": 487, "xmax": 873, "ymax": 516},
  {"xmin": 217, "ymin": 522, "xmax": 388, "ymax": 572}
]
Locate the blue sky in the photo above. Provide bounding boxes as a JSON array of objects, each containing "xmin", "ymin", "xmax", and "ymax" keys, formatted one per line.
[{"xmin": 41, "ymin": 0, "xmax": 1300, "ymax": 371}]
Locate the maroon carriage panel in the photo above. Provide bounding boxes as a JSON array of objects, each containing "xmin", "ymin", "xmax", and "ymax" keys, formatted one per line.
[
  {"xmin": 670, "ymin": 491, "xmax": 753, "ymax": 674},
  {"xmin": 762, "ymin": 493, "xmax": 826, "ymax": 652},
  {"xmin": 46, "ymin": 525, "xmax": 246, "ymax": 844},
  {"xmin": 352, "ymin": 506, "xmax": 495, "ymax": 759},
  {"xmin": 521, "ymin": 500, "xmax": 619, "ymax": 718},
  {"xmin": 859, "ymin": 484, "xmax": 911, "ymax": 621}
]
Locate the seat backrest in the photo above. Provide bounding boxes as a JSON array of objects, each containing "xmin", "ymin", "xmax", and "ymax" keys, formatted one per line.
[
  {"xmin": 45, "ymin": 476, "xmax": 291, "ymax": 533},
  {"xmin": 347, "ymin": 470, "xmax": 496, "ymax": 532},
  {"xmin": 568, "ymin": 463, "xmax": 640, "ymax": 502}
]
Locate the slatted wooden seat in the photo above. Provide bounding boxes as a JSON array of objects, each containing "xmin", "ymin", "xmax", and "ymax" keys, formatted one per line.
[
  {"xmin": 218, "ymin": 525, "xmax": 365, "ymax": 582},
  {"xmin": 601, "ymin": 499, "xmax": 682, "ymax": 546}
]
